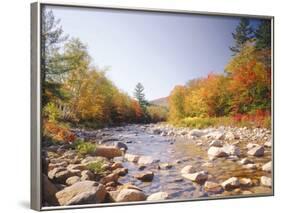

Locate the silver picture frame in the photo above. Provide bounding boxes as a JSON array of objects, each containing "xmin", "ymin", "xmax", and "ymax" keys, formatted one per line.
[{"xmin": 31, "ymin": 1, "xmax": 274, "ymax": 211}]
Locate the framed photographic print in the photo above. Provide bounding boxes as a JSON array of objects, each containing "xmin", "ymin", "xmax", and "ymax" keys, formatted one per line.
[{"xmin": 31, "ymin": 1, "xmax": 274, "ymax": 211}]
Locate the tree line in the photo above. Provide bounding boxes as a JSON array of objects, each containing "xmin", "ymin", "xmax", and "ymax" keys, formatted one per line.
[
  {"xmin": 168, "ymin": 18, "xmax": 271, "ymax": 128},
  {"xmin": 42, "ymin": 9, "xmax": 167, "ymax": 133}
]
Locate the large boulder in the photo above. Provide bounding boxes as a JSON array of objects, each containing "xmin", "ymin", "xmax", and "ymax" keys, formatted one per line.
[
  {"xmin": 55, "ymin": 181, "xmax": 106, "ymax": 205},
  {"xmin": 42, "ymin": 174, "xmax": 59, "ymax": 205},
  {"xmin": 207, "ymin": 147, "xmax": 228, "ymax": 159},
  {"xmin": 95, "ymin": 146, "xmax": 123, "ymax": 159},
  {"xmin": 116, "ymin": 189, "xmax": 146, "ymax": 202},
  {"xmin": 147, "ymin": 192, "xmax": 169, "ymax": 201},
  {"xmin": 134, "ymin": 171, "xmax": 154, "ymax": 182},
  {"xmin": 182, "ymin": 171, "xmax": 208, "ymax": 183},
  {"xmin": 247, "ymin": 145, "xmax": 265, "ymax": 157},
  {"xmin": 262, "ymin": 161, "xmax": 272, "ymax": 172},
  {"xmin": 221, "ymin": 177, "xmax": 240, "ymax": 190}
]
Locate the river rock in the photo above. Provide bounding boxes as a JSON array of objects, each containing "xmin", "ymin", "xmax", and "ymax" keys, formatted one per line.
[
  {"xmin": 181, "ymin": 165, "xmax": 196, "ymax": 174},
  {"xmin": 134, "ymin": 171, "xmax": 154, "ymax": 182},
  {"xmin": 116, "ymin": 189, "xmax": 146, "ymax": 202},
  {"xmin": 247, "ymin": 145, "xmax": 264, "ymax": 157},
  {"xmin": 240, "ymin": 178, "xmax": 253, "ymax": 187},
  {"xmin": 260, "ymin": 176, "xmax": 272, "ymax": 187},
  {"xmin": 55, "ymin": 181, "xmax": 106, "ymax": 205},
  {"xmin": 147, "ymin": 192, "xmax": 169, "ymax": 201},
  {"xmin": 124, "ymin": 153, "xmax": 139, "ymax": 163},
  {"xmin": 204, "ymin": 181, "xmax": 224, "ymax": 194},
  {"xmin": 158, "ymin": 163, "xmax": 173, "ymax": 169},
  {"xmin": 114, "ymin": 142, "xmax": 128, "ymax": 151},
  {"xmin": 207, "ymin": 147, "xmax": 228, "ymax": 159},
  {"xmin": 49, "ymin": 168, "xmax": 79, "ymax": 184},
  {"xmin": 95, "ymin": 146, "xmax": 123, "ymax": 159},
  {"xmin": 246, "ymin": 143, "xmax": 259, "ymax": 150},
  {"xmin": 66, "ymin": 176, "xmax": 81, "ymax": 186},
  {"xmin": 67, "ymin": 164, "xmax": 87, "ymax": 171},
  {"xmin": 209, "ymin": 140, "xmax": 223, "ymax": 147},
  {"xmin": 81, "ymin": 156, "xmax": 107, "ymax": 164},
  {"xmin": 80, "ymin": 170, "xmax": 95, "ymax": 181},
  {"xmin": 182, "ymin": 171, "xmax": 208, "ymax": 183},
  {"xmin": 205, "ymin": 131, "xmax": 225, "ymax": 140},
  {"xmin": 264, "ymin": 140, "xmax": 272, "ymax": 148},
  {"xmin": 243, "ymin": 163, "xmax": 257, "ymax": 169},
  {"xmin": 43, "ymin": 174, "xmax": 59, "ymax": 205},
  {"xmin": 113, "ymin": 167, "xmax": 128, "ymax": 176},
  {"xmin": 48, "ymin": 161, "xmax": 68, "ymax": 171},
  {"xmin": 138, "ymin": 156, "xmax": 159, "ymax": 165},
  {"xmin": 262, "ymin": 161, "xmax": 272, "ymax": 172},
  {"xmin": 100, "ymin": 173, "xmax": 119, "ymax": 184},
  {"xmin": 221, "ymin": 177, "xmax": 240, "ymax": 190},
  {"xmin": 239, "ymin": 158, "xmax": 254, "ymax": 165},
  {"xmin": 222, "ymin": 144, "xmax": 240, "ymax": 156},
  {"xmin": 189, "ymin": 129, "xmax": 205, "ymax": 137}
]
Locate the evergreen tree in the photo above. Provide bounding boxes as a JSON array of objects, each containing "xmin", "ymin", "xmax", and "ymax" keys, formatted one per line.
[
  {"xmin": 134, "ymin": 83, "xmax": 148, "ymax": 109},
  {"xmin": 41, "ymin": 8, "xmax": 69, "ymax": 106},
  {"xmin": 255, "ymin": 20, "xmax": 271, "ymax": 50},
  {"xmin": 230, "ymin": 18, "xmax": 254, "ymax": 54}
]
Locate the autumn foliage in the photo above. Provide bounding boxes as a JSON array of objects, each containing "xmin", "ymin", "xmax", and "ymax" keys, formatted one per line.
[
  {"xmin": 43, "ymin": 122, "xmax": 76, "ymax": 143},
  {"xmin": 168, "ymin": 46, "xmax": 271, "ymax": 128}
]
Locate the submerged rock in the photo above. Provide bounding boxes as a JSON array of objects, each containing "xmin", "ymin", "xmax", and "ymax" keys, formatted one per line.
[{"xmin": 134, "ymin": 171, "xmax": 154, "ymax": 182}]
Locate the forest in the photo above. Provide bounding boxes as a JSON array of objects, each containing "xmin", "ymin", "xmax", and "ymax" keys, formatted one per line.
[
  {"xmin": 42, "ymin": 9, "xmax": 271, "ymax": 144},
  {"xmin": 168, "ymin": 18, "xmax": 271, "ymax": 128}
]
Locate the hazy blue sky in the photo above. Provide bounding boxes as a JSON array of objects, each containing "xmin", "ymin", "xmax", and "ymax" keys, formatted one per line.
[{"xmin": 47, "ymin": 6, "xmax": 260, "ymax": 101}]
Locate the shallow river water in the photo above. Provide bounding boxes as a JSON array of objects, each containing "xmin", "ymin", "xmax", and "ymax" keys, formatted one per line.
[{"xmin": 100, "ymin": 124, "xmax": 272, "ymax": 200}]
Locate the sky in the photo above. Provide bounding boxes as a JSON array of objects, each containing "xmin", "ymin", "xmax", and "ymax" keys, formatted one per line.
[{"xmin": 46, "ymin": 5, "xmax": 261, "ymax": 101}]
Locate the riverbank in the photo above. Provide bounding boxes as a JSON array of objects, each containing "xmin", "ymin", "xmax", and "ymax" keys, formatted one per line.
[{"xmin": 42, "ymin": 123, "xmax": 272, "ymax": 206}]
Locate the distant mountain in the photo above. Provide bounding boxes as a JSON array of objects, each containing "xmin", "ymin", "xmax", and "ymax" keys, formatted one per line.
[{"xmin": 149, "ymin": 97, "xmax": 169, "ymax": 108}]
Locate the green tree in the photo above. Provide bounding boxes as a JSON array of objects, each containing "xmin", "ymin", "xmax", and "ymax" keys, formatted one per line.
[
  {"xmin": 230, "ymin": 18, "xmax": 254, "ymax": 54},
  {"xmin": 134, "ymin": 83, "xmax": 148, "ymax": 109},
  {"xmin": 41, "ymin": 8, "xmax": 69, "ymax": 106},
  {"xmin": 255, "ymin": 20, "xmax": 271, "ymax": 50}
]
